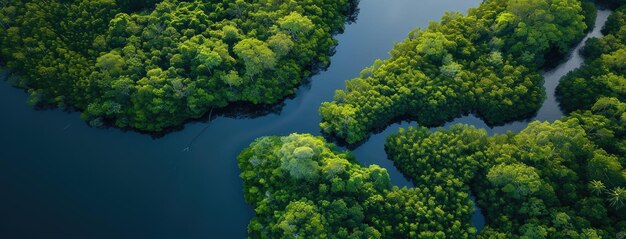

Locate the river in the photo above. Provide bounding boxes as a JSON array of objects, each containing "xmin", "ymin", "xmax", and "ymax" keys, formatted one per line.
[{"xmin": 0, "ymin": 1, "xmax": 609, "ymax": 238}]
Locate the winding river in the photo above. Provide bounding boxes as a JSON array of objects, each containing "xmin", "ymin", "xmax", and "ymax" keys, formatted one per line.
[{"xmin": 0, "ymin": 1, "xmax": 610, "ymax": 238}]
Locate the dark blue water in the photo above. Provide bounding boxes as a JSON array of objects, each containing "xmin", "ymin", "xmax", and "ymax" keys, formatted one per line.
[{"xmin": 1, "ymin": 1, "xmax": 607, "ymax": 238}]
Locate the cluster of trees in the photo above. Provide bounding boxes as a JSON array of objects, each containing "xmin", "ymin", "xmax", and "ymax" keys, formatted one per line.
[
  {"xmin": 557, "ymin": 5, "xmax": 626, "ymax": 113},
  {"xmin": 0, "ymin": 0, "xmax": 356, "ymax": 131},
  {"xmin": 319, "ymin": 0, "xmax": 593, "ymax": 144},
  {"xmin": 238, "ymin": 133, "xmax": 479, "ymax": 238},
  {"xmin": 385, "ymin": 97, "xmax": 626, "ymax": 238}
]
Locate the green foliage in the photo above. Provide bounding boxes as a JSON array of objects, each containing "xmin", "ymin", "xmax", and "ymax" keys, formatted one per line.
[
  {"xmin": 0, "ymin": 0, "xmax": 356, "ymax": 131},
  {"xmin": 277, "ymin": 12, "xmax": 314, "ymax": 40},
  {"xmin": 233, "ymin": 38, "xmax": 277, "ymax": 80},
  {"xmin": 320, "ymin": 0, "xmax": 589, "ymax": 144},
  {"xmin": 581, "ymin": 0, "xmax": 598, "ymax": 33},
  {"xmin": 385, "ymin": 97, "xmax": 626, "ymax": 238},
  {"xmin": 487, "ymin": 163, "xmax": 542, "ymax": 199},
  {"xmin": 609, "ymin": 187, "xmax": 626, "ymax": 208},
  {"xmin": 96, "ymin": 51, "xmax": 125, "ymax": 76},
  {"xmin": 238, "ymin": 133, "xmax": 478, "ymax": 238}
]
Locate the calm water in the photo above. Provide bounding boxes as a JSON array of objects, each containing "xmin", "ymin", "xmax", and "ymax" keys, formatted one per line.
[{"xmin": 0, "ymin": 1, "xmax": 608, "ymax": 238}]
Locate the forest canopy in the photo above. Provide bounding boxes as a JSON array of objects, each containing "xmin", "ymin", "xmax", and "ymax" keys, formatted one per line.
[
  {"xmin": 386, "ymin": 97, "xmax": 626, "ymax": 238},
  {"xmin": 0, "ymin": 0, "xmax": 356, "ymax": 131},
  {"xmin": 238, "ymin": 133, "xmax": 479, "ymax": 238},
  {"xmin": 319, "ymin": 0, "xmax": 591, "ymax": 144}
]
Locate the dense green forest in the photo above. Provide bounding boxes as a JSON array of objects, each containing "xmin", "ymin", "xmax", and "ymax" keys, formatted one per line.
[
  {"xmin": 386, "ymin": 97, "xmax": 626, "ymax": 238},
  {"xmin": 557, "ymin": 5, "xmax": 626, "ymax": 113},
  {"xmin": 238, "ymin": 133, "xmax": 478, "ymax": 238},
  {"xmin": 0, "ymin": 0, "xmax": 356, "ymax": 131},
  {"xmin": 319, "ymin": 0, "xmax": 594, "ymax": 144}
]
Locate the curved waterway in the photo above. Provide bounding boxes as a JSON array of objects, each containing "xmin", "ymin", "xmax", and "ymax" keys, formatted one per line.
[{"xmin": 0, "ymin": 1, "xmax": 610, "ymax": 238}]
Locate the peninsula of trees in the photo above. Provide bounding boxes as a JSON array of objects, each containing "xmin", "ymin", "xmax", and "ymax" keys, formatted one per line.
[
  {"xmin": 319, "ymin": 0, "xmax": 593, "ymax": 144},
  {"xmin": 0, "ymin": 0, "xmax": 356, "ymax": 131}
]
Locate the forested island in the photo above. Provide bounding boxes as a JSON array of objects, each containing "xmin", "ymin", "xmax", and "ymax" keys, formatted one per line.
[
  {"xmin": 239, "ymin": 0, "xmax": 626, "ymax": 238},
  {"xmin": 0, "ymin": 0, "xmax": 356, "ymax": 131}
]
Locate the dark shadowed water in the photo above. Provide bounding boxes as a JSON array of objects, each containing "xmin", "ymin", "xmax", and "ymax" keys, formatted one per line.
[{"xmin": 0, "ymin": 1, "xmax": 608, "ymax": 238}]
